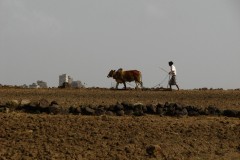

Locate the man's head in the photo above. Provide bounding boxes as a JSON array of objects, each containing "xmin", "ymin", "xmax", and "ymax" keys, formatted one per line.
[{"xmin": 169, "ymin": 61, "xmax": 173, "ymax": 66}]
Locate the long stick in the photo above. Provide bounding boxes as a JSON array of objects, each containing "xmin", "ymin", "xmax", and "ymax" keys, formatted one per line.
[
  {"xmin": 159, "ymin": 67, "xmax": 168, "ymax": 73},
  {"xmin": 159, "ymin": 67, "xmax": 170, "ymax": 88}
]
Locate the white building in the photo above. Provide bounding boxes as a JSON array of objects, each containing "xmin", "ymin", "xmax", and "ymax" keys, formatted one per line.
[
  {"xmin": 68, "ymin": 76, "xmax": 73, "ymax": 85},
  {"xmin": 29, "ymin": 83, "xmax": 40, "ymax": 89},
  {"xmin": 59, "ymin": 74, "xmax": 68, "ymax": 86},
  {"xmin": 59, "ymin": 74, "xmax": 73, "ymax": 86},
  {"xmin": 71, "ymin": 80, "xmax": 84, "ymax": 88},
  {"xmin": 37, "ymin": 80, "xmax": 48, "ymax": 88}
]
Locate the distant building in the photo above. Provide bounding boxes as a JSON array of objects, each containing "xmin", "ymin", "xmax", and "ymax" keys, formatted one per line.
[
  {"xmin": 71, "ymin": 80, "xmax": 84, "ymax": 88},
  {"xmin": 59, "ymin": 74, "xmax": 68, "ymax": 86},
  {"xmin": 59, "ymin": 74, "xmax": 74, "ymax": 86},
  {"xmin": 29, "ymin": 83, "xmax": 39, "ymax": 89},
  {"xmin": 59, "ymin": 74, "xmax": 85, "ymax": 88},
  {"xmin": 37, "ymin": 80, "xmax": 48, "ymax": 88},
  {"xmin": 68, "ymin": 76, "xmax": 73, "ymax": 85}
]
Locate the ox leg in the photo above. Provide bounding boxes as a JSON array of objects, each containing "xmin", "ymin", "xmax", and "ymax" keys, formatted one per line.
[
  {"xmin": 135, "ymin": 81, "xmax": 141, "ymax": 89},
  {"xmin": 123, "ymin": 82, "xmax": 127, "ymax": 90},
  {"xmin": 115, "ymin": 83, "xmax": 119, "ymax": 89},
  {"xmin": 135, "ymin": 82, "xmax": 138, "ymax": 89}
]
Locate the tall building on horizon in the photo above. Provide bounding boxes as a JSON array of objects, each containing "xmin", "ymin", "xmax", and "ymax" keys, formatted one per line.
[
  {"xmin": 59, "ymin": 74, "xmax": 84, "ymax": 88},
  {"xmin": 59, "ymin": 74, "xmax": 69, "ymax": 86}
]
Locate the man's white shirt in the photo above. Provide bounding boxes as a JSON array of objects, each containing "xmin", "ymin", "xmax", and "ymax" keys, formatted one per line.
[{"xmin": 171, "ymin": 65, "xmax": 177, "ymax": 75}]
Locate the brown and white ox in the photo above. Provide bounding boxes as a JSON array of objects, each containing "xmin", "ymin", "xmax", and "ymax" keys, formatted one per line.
[{"xmin": 107, "ymin": 69, "xmax": 143, "ymax": 89}]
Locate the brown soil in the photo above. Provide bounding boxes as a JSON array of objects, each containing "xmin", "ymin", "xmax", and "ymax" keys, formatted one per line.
[{"xmin": 0, "ymin": 88, "xmax": 240, "ymax": 160}]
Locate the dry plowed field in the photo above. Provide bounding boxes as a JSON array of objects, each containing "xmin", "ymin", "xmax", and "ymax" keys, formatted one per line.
[{"xmin": 0, "ymin": 88, "xmax": 239, "ymax": 160}]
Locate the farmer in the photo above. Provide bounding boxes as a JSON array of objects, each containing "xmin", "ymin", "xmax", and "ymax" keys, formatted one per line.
[{"xmin": 168, "ymin": 61, "xmax": 180, "ymax": 90}]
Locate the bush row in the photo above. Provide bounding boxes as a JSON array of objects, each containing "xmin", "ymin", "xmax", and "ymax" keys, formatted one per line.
[{"xmin": 0, "ymin": 99, "xmax": 239, "ymax": 118}]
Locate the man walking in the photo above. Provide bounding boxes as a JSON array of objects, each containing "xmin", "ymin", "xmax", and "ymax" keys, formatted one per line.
[{"xmin": 168, "ymin": 61, "xmax": 179, "ymax": 90}]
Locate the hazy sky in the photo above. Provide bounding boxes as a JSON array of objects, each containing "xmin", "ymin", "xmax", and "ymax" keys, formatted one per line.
[{"xmin": 1, "ymin": 0, "xmax": 240, "ymax": 89}]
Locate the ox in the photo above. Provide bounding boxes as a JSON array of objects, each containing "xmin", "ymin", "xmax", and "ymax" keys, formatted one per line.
[{"xmin": 107, "ymin": 68, "xmax": 143, "ymax": 89}]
